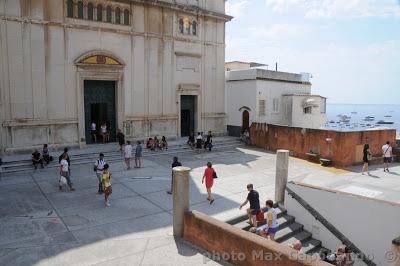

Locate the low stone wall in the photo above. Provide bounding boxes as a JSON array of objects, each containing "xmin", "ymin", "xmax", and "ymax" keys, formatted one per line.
[
  {"xmin": 249, "ymin": 123, "xmax": 397, "ymax": 166},
  {"xmin": 183, "ymin": 210, "xmax": 329, "ymax": 266}
]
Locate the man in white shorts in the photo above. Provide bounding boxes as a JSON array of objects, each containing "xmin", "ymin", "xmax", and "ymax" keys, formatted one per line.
[
  {"xmin": 124, "ymin": 140, "xmax": 133, "ymax": 170},
  {"xmin": 382, "ymin": 141, "xmax": 392, "ymax": 172},
  {"xmin": 257, "ymin": 200, "xmax": 279, "ymax": 241}
]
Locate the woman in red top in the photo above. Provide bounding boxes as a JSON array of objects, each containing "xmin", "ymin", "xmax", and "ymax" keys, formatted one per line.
[{"xmin": 202, "ymin": 162, "xmax": 215, "ymax": 204}]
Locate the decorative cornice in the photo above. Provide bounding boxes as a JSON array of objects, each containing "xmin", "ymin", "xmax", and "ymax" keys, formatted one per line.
[{"xmin": 129, "ymin": 0, "xmax": 233, "ymax": 21}]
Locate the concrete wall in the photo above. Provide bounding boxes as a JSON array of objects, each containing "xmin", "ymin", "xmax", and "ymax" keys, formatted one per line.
[
  {"xmin": 225, "ymin": 70, "xmax": 315, "ymax": 130},
  {"xmin": 283, "ymin": 96, "xmax": 327, "ymax": 129},
  {"xmin": 285, "ymin": 182, "xmax": 400, "ymax": 266},
  {"xmin": 226, "ymin": 80, "xmax": 257, "ymax": 127},
  {"xmin": 250, "ymin": 123, "xmax": 397, "ymax": 166},
  {"xmin": 184, "ymin": 210, "xmax": 330, "ymax": 266},
  {"xmin": 0, "ymin": 0, "xmax": 229, "ymax": 153},
  {"xmin": 256, "ymin": 80, "xmax": 311, "ymax": 125}
]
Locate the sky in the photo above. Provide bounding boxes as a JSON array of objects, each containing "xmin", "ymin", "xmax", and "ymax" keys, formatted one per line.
[{"xmin": 225, "ymin": 0, "xmax": 400, "ymax": 104}]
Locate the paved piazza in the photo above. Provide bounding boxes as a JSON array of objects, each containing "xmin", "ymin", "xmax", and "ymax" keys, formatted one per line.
[{"xmin": 1, "ymin": 140, "xmax": 399, "ymax": 266}]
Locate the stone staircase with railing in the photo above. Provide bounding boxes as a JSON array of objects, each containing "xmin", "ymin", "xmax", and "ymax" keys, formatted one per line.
[
  {"xmin": 0, "ymin": 137, "xmax": 244, "ymax": 174},
  {"xmin": 226, "ymin": 204, "xmax": 329, "ymax": 256}
]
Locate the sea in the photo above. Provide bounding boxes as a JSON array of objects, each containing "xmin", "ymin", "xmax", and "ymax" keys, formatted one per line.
[{"xmin": 322, "ymin": 104, "xmax": 400, "ymax": 138}]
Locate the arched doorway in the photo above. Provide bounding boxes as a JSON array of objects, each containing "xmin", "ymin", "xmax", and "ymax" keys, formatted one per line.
[
  {"xmin": 74, "ymin": 51, "xmax": 124, "ymax": 146},
  {"xmin": 242, "ymin": 110, "xmax": 249, "ymax": 132}
]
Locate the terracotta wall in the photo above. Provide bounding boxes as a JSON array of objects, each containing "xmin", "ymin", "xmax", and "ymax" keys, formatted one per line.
[
  {"xmin": 249, "ymin": 123, "xmax": 396, "ymax": 167},
  {"xmin": 183, "ymin": 210, "xmax": 329, "ymax": 266}
]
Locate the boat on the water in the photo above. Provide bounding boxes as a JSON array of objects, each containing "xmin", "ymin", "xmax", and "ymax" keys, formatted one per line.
[
  {"xmin": 376, "ymin": 120, "xmax": 394, "ymax": 125},
  {"xmin": 384, "ymin": 115, "xmax": 392, "ymax": 118},
  {"xmin": 364, "ymin": 116, "xmax": 375, "ymax": 121}
]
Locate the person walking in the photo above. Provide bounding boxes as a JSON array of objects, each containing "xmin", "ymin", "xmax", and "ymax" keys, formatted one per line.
[
  {"xmin": 42, "ymin": 144, "xmax": 52, "ymax": 165},
  {"xmin": 116, "ymin": 129, "xmax": 125, "ymax": 151},
  {"xmin": 58, "ymin": 147, "xmax": 71, "ymax": 174},
  {"xmin": 124, "ymin": 141, "xmax": 133, "ymax": 170},
  {"xmin": 239, "ymin": 183, "xmax": 260, "ymax": 228},
  {"xmin": 204, "ymin": 131, "xmax": 213, "ymax": 151},
  {"xmin": 382, "ymin": 141, "xmax": 392, "ymax": 172},
  {"xmin": 94, "ymin": 153, "xmax": 106, "ymax": 194},
  {"xmin": 187, "ymin": 132, "xmax": 195, "ymax": 149},
  {"xmin": 90, "ymin": 121, "xmax": 97, "ymax": 143},
  {"xmin": 202, "ymin": 162, "xmax": 216, "ymax": 204},
  {"xmin": 257, "ymin": 200, "xmax": 279, "ymax": 241},
  {"xmin": 167, "ymin": 156, "xmax": 182, "ymax": 194},
  {"xmin": 196, "ymin": 132, "xmax": 202, "ymax": 153},
  {"xmin": 361, "ymin": 144, "xmax": 371, "ymax": 175},
  {"xmin": 102, "ymin": 164, "xmax": 112, "ymax": 207},
  {"xmin": 59, "ymin": 153, "xmax": 75, "ymax": 191},
  {"xmin": 135, "ymin": 141, "xmax": 143, "ymax": 168}
]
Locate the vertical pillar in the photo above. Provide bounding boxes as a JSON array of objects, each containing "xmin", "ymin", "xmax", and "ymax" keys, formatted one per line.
[
  {"xmin": 391, "ymin": 237, "xmax": 400, "ymax": 266},
  {"xmin": 275, "ymin": 149, "xmax": 289, "ymax": 204},
  {"xmin": 173, "ymin": 166, "xmax": 191, "ymax": 237}
]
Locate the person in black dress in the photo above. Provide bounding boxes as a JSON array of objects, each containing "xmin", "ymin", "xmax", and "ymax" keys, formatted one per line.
[
  {"xmin": 204, "ymin": 131, "xmax": 213, "ymax": 151},
  {"xmin": 116, "ymin": 129, "xmax": 125, "ymax": 151},
  {"xmin": 361, "ymin": 144, "xmax": 371, "ymax": 175}
]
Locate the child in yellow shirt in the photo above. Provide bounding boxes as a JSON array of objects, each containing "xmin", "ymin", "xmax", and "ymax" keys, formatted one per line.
[{"xmin": 102, "ymin": 164, "xmax": 112, "ymax": 207}]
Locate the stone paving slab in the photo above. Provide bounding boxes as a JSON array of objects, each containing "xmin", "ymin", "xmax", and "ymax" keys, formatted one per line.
[{"xmin": 1, "ymin": 140, "xmax": 399, "ymax": 266}]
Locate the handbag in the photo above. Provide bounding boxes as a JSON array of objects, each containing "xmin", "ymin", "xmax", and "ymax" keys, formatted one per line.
[
  {"xmin": 212, "ymin": 170, "xmax": 218, "ymax": 179},
  {"xmin": 59, "ymin": 175, "xmax": 67, "ymax": 185},
  {"xmin": 256, "ymin": 210, "xmax": 265, "ymax": 222}
]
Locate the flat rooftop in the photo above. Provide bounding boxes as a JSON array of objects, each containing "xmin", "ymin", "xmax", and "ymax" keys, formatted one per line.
[{"xmin": 226, "ymin": 68, "xmax": 312, "ymax": 84}]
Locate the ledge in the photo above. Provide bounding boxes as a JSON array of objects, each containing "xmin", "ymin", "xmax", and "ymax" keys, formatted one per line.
[{"xmin": 184, "ymin": 210, "xmax": 330, "ymax": 266}]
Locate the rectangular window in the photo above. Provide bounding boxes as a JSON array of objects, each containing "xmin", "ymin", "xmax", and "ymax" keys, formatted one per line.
[
  {"xmin": 272, "ymin": 98, "xmax": 279, "ymax": 113},
  {"xmin": 321, "ymin": 98, "xmax": 326, "ymax": 114},
  {"xmin": 304, "ymin": 106, "xmax": 312, "ymax": 114},
  {"xmin": 259, "ymin": 100, "xmax": 266, "ymax": 116}
]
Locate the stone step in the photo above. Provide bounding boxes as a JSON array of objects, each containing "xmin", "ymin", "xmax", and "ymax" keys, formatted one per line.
[
  {"xmin": 302, "ymin": 238, "xmax": 323, "ymax": 254},
  {"xmin": 274, "ymin": 222, "xmax": 304, "ymax": 243},
  {"xmin": 1, "ymin": 142, "xmax": 244, "ymax": 174},
  {"xmin": 280, "ymin": 231, "xmax": 312, "ymax": 245},
  {"xmin": 1, "ymin": 139, "xmax": 242, "ymax": 165},
  {"xmin": 226, "ymin": 206, "xmax": 287, "ymax": 225},
  {"xmin": 233, "ymin": 214, "xmax": 295, "ymax": 231}
]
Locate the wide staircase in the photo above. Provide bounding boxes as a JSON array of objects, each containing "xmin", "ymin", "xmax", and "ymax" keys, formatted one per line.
[
  {"xmin": 226, "ymin": 204, "xmax": 329, "ymax": 256},
  {"xmin": 0, "ymin": 137, "xmax": 244, "ymax": 174}
]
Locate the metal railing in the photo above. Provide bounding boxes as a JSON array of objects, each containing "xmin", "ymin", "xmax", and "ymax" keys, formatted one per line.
[{"xmin": 286, "ymin": 186, "xmax": 376, "ymax": 266}]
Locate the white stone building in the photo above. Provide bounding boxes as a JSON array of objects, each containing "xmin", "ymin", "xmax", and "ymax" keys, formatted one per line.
[
  {"xmin": 225, "ymin": 62, "xmax": 327, "ymax": 136},
  {"xmin": 0, "ymin": 0, "xmax": 231, "ymax": 153}
]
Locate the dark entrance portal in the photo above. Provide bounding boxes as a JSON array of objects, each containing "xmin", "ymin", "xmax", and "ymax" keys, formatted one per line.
[
  {"xmin": 84, "ymin": 80, "xmax": 116, "ymax": 144},
  {"xmin": 180, "ymin": 95, "xmax": 196, "ymax": 137},
  {"xmin": 242, "ymin": 110, "xmax": 249, "ymax": 132}
]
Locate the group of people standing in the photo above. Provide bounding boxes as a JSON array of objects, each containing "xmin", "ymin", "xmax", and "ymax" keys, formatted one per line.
[
  {"xmin": 361, "ymin": 140, "xmax": 393, "ymax": 175},
  {"xmin": 123, "ymin": 140, "xmax": 143, "ymax": 170},
  {"xmin": 90, "ymin": 121, "xmax": 111, "ymax": 144}
]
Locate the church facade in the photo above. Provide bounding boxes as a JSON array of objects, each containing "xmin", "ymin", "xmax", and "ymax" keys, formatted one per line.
[{"xmin": 0, "ymin": 0, "xmax": 230, "ymax": 153}]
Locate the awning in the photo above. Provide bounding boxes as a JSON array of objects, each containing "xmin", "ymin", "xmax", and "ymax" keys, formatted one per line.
[{"xmin": 302, "ymin": 98, "xmax": 319, "ymax": 108}]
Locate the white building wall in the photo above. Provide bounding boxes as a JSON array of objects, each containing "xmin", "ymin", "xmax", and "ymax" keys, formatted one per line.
[
  {"xmin": 0, "ymin": 0, "xmax": 230, "ymax": 153},
  {"xmin": 255, "ymin": 79, "xmax": 311, "ymax": 125},
  {"xmin": 285, "ymin": 182, "xmax": 400, "ymax": 266},
  {"xmin": 226, "ymin": 80, "xmax": 257, "ymax": 127},
  {"xmin": 289, "ymin": 96, "xmax": 327, "ymax": 129}
]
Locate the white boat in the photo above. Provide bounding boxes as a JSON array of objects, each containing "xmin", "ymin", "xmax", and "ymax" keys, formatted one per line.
[{"xmin": 376, "ymin": 120, "xmax": 394, "ymax": 125}]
